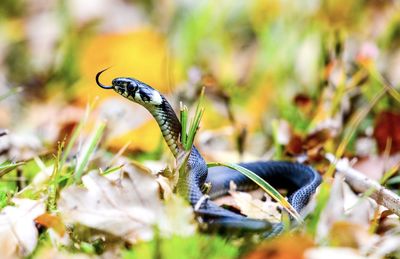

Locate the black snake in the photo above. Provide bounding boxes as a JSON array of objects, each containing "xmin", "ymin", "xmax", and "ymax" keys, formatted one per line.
[{"xmin": 96, "ymin": 69, "xmax": 322, "ymax": 237}]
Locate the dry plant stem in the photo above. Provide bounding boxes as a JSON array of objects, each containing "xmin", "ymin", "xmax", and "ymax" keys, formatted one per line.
[{"xmin": 326, "ymin": 154, "xmax": 400, "ymax": 216}]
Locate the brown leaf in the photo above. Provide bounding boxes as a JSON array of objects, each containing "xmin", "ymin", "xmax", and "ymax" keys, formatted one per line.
[
  {"xmin": 376, "ymin": 210, "xmax": 400, "ymax": 235},
  {"xmin": 294, "ymin": 93, "xmax": 313, "ymax": 115},
  {"xmin": 245, "ymin": 234, "xmax": 314, "ymax": 259},
  {"xmin": 285, "ymin": 129, "xmax": 331, "ymax": 161},
  {"xmin": 286, "ymin": 134, "xmax": 303, "ymax": 155},
  {"xmin": 303, "ymin": 129, "xmax": 331, "ymax": 150},
  {"xmin": 373, "ymin": 111, "xmax": 400, "ymax": 154}
]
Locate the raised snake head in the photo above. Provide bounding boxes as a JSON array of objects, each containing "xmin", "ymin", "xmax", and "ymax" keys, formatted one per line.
[{"xmin": 96, "ymin": 68, "xmax": 163, "ymax": 106}]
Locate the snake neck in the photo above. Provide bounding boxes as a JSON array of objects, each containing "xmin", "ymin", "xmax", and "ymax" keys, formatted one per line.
[{"xmin": 147, "ymin": 96, "xmax": 182, "ymax": 157}]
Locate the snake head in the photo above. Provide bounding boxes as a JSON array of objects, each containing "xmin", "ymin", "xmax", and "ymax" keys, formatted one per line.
[{"xmin": 96, "ymin": 68, "xmax": 163, "ymax": 106}]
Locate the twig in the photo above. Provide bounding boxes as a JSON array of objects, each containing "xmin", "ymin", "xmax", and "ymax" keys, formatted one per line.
[{"xmin": 326, "ymin": 153, "xmax": 400, "ymax": 216}]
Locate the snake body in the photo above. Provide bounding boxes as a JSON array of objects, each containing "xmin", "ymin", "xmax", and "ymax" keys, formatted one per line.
[{"xmin": 96, "ymin": 69, "xmax": 322, "ymax": 236}]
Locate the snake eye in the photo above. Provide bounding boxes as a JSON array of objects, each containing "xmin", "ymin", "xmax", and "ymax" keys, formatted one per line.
[{"xmin": 127, "ymin": 84, "xmax": 134, "ymax": 91}]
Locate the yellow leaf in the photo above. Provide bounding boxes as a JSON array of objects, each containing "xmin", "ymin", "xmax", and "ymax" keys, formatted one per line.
[
  {"xmin": 106, "ymin": 120, "xmax": 162, "ymax": 153},
  {"xmin": 243, "ymin": 79, "xmax": 275, "ymax": 131},
  {"xmin": 75, "ymin": 27, "xmax": 182, "ymax": 104}
]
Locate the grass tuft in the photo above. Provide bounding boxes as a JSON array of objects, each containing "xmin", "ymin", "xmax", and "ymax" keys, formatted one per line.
[{"xmin": 180, "ymin": 87, "xmax": 205, "ymax": 151}]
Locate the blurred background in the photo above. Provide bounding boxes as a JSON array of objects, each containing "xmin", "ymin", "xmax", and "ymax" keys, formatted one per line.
[{"xmin": 0, "ymin": 0, "xmax": 399, "ymax": 163}]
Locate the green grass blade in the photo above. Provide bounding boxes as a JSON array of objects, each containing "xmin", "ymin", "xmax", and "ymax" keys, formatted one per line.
[
  {"xmin": 207, "ymin": 162, "xmax": 303, "ymax": 223},
  {"xmin": 47, "ymin": 142, "xmax": 64, "ymax": 212},
  {"xmin": 74, "ymin": 121, "xmax": 106, "ymax": 182},
  {"xmin": 187, "ymin": 108, "xmax": 204, "ymax": 150},
  {"xmin": 180, "ymin": 102, "xmax": 188, "ymax": 149},
  {"xmin": 0, "ymin": 161, "xmax": 25, "ymax": 177},
  {"xmin": 366, "ymin": 64, "xmax": 400, "ymax": 104},
  {"xmin": 185, "ymin": 87, "xmax": 205, "ymax": 151},
  {"xmin": 176, "ymin": 88, "xmax": 205, "ymax": 196},
  {"xmin": 387, "ymin": 176, "xmax": 400, "ymax": 185},
  {"xmin": 60, "ymin": 103, "xmax": 93, "ymax": 170},
  {"xmin": 101, "ymin": 165, "xmax": 124, "ymax": 175},
  {"xmin": 380, "ymin": 163, "xmax": 400, "ymax": 185}
]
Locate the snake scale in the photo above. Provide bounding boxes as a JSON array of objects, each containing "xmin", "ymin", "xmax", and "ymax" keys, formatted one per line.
[{"xmin": 96, "ymin": 69, "xmax": 322, "ymax": 237}]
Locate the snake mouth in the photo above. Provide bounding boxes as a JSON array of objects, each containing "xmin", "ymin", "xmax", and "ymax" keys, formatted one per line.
[{"xmin": 96, "ymin": 68, "xmax": 114, "ymax": 89}]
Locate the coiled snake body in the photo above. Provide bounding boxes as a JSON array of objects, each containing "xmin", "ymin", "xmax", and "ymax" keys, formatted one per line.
[{"xmin": 96, "ymin": 69, "xmax": 322, "ymax": 237}]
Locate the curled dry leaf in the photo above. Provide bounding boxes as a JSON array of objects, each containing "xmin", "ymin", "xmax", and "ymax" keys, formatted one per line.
[
  {"xmin": 58, "ymin": 163, "xmax": 195, "ymax": 243},
  {"xmin": 0, "ymin": 198, "xmax": 46, "ymax": 258}
]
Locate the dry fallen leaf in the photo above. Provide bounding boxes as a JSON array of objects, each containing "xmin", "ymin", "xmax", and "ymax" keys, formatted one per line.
[
  {"xmin": 353, "ymin": 154, "xmax": 400, "ymax": 181},
  {"xmin": 373, "ymin": 110, "xmax": 400, "ymax": 154},
  {"xmin": 369, "ymin": 234, "xmax": 400, "ymax": 258},
  {"xmin": 58, "ymin": 167, "xmax": 162, "ymax": 243},
  {"xmin": 245, "ymin": 234, "xmax": 314, "ymax": 259},
  {"xmin": 0, "ymin": 198, "xmax": 46, "ymax": 258},
  {"xmin": 228, "ymin": 189, "xmax": 281, "ymax": 223},
  {"xmin": 58, "ymin": 163, "xmax": 195, "ymax": 243},
  {"xmin": 0, "ymin": 132, "xmax": 42, "ymax": 161},
  {"xmin": 317, "ymin": 175, "xmax": 377, "ymax": 244}
]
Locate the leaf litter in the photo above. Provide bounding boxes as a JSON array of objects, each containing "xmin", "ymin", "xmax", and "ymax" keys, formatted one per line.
[{"xmin": 58, "ymin": 162, "xmax": 195, "ymax": 244}]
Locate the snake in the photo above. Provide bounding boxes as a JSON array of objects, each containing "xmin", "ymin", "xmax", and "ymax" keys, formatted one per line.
[{"xmin": 96, "ymin": 68, "xmax": 322, "ymax": 237}]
